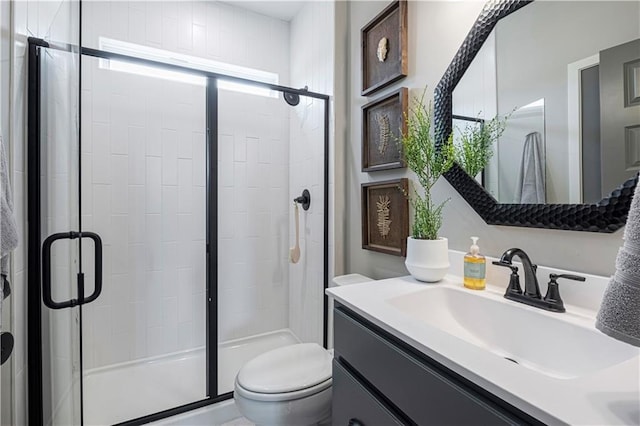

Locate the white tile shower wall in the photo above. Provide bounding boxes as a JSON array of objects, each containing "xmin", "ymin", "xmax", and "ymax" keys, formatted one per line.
[
  {"xmin": 80, "ymin": 59, "xmax": 207, "ymax": 370},
  {"xmin": 9, "ymin": 1, "xmax": 79, "ymax": 423},
  {"xmin": 82, "ymin": 1, "xmax": 290, "ymax": 87},
  {"xmin": 217, "ymin": 90, "xmax": 290, "ymax": 342},
  {"xmin": 81, "ymin": 1, "xmax": 293, "ymax": 347},
  {"xmin": 288, "ymin": 2, "xmax": 335, "ymax": 346}
]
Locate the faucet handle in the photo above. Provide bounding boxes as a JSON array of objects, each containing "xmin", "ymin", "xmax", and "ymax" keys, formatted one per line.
[
  {"xmin": 550, "ymin": 273, "xmax": 586, "ymax": 282},
  {"xmin": 543, "ymin": 273, "xmax": 586, "ymax": 313},
  {"xmin": 492, "ymin": 261, "xmax": 523, "ymax": 296}
]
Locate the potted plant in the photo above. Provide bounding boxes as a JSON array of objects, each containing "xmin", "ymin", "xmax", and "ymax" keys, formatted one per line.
[
  {"xmin": 454, "ymin": 113, "xmax": 509, "ymax": 180},
  {"xmin": 400, "ymin": 92, "xmax": 455, "ymax": 282}
]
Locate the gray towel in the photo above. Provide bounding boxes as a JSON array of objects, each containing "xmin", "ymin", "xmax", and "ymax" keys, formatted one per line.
[
  {"xmin": 1, "ymin": 135, "xmax": 18, "ymax": 276},
  {"xmin": 596, "ymin": 178, "xmax": 640, "ymax": 347},
  {"xmin": 623, "ymin": 178, "xmax": 640, "ymax": 245},
  {"xmin": 514, "ymin": 132, "xmax": 545, "ymax": 204}
]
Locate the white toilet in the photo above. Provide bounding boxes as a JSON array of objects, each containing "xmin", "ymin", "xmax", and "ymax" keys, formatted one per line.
[
  {"xmin": 234, "ymin": 274, "xmax": 373, "ymax": 426},
  {"xmin": 234, "ymin": 343, "xmax": 333, "ymax": 425}
]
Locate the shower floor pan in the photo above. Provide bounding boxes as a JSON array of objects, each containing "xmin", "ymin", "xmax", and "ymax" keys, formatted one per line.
[{"xmin": 83, "ymin": 329, "xmax": 299, "ymax": 425}]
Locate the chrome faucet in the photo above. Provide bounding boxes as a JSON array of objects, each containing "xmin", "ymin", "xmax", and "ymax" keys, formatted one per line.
[{"xmin": 492, "ymin": 248, "xmax": 584, "ymax": 313}]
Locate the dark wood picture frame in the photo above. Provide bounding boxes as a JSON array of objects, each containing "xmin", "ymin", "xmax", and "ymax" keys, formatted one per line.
[
  {"xmin": 362, "ymin": 87, "xmax": 408, "ymax": 172},
  {"xmin": 361, "ymin": 0, "xmax": 408, "ymax": 96},
  {"xmin": 362, "ymin": 179, "xmax": 409, "ymax": 257}
]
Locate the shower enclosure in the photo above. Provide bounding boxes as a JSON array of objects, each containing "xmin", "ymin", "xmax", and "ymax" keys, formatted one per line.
[{"xmin": 27, "ymin": 37, "xmax": 328, "ymax": 425}]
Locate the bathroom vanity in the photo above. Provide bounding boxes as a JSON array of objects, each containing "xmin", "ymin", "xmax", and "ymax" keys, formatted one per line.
[
  {"xmin": 327, "ymin": 273, "xmax": 640, "ymax": 425},
  {"xmin": 332, "ymin": 305, "xmax": 539, "ymax": 425}
]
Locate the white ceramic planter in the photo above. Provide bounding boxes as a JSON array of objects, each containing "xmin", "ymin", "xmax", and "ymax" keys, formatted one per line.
[{"xmin": 405, "ymin": 237, "xmax": 450, "ymax": 282}]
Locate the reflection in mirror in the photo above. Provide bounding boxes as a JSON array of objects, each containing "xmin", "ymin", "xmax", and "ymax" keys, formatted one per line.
[{"xmin": 453, "ymin": 1, "xmax": 640, "ymax": 205}]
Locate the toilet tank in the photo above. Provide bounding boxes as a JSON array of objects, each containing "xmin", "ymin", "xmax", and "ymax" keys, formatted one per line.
[{"xmin": 327, "ymin": 274, "xmax": 373, "ymax": 349}]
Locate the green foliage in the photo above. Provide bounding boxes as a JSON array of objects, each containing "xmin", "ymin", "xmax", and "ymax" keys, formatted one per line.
[
  {"xmin": 455, "ymin": 113, "xmax": 509, "ymax": 179},
  {"xmin": 400, "ymin": 92, "xmax": 455, "ymax": 240}
]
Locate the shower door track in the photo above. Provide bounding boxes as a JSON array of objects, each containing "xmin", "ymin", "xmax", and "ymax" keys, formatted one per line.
[{"xmin": 27, "ymin": 37, "xmax": 331, "ymax": 426}]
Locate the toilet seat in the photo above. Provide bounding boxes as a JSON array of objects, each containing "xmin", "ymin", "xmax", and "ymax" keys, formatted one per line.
[
  {"xmin": 235, "ymin": 343, "xmax": 332, "ymax": 402},
  {"xmin": 235, "ymin": 377, "xmax": 332, "ymax": 402}
]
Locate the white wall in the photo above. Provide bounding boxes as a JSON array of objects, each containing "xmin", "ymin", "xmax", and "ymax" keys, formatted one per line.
[
  {"xmin": 346, "ymin": 1, "xmax": 626, "ymax": 281},
  {"xmin": 288, "ymin": 1, "xmax": 334, "ymax": 347}
]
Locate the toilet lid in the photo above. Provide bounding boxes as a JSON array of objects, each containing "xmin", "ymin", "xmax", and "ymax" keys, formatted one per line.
[{"xmin": 236, "ymin": 343, "xmax": 332, "ymax": 394}]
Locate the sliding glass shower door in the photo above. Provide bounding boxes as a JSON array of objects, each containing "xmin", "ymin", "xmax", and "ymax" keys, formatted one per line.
[{"xmin": 29, "ymin": 37, "xmax": 329, "ymax": 425}]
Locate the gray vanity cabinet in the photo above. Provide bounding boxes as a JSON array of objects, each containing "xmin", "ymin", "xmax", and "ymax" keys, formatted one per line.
[{"xmin": 332, "ymin": 305, "xmax": 541, "ymax": 426}]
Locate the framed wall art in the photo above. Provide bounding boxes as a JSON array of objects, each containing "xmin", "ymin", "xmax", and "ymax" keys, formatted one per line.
[
  {"xmin": 361, "ymin": 179, "xmax": 409, "ymax": 257},
  {"xmin": 362, "ymin": 87, "xmax": 408, "ymax": 172},
  {"xmin": 361, "ymin": 0, "xmax": 408, "ymax": 96}
]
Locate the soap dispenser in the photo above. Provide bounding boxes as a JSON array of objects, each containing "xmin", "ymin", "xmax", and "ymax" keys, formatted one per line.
[{"xmin": 464, "ymin": 237, "xmax": 486, "ymax": 290}]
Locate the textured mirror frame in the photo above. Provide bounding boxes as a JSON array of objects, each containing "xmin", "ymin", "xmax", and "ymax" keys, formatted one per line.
[{"xmin": 434, "ymin": 0, "xmax": 638, "ymax": 233}]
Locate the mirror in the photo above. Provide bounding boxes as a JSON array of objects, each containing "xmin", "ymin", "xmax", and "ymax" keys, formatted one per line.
[{"xmin": 435, "ymin": 0, "xmax": 639, "ymax": 232}]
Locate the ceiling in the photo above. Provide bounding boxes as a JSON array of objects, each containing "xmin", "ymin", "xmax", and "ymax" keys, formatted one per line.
[{"xmin": 222, "ymin": 1, "xmax": 306, "ymax": 22}]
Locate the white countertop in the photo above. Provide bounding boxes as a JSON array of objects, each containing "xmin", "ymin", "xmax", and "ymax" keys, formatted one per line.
[{"xmin": 326, "ymin": 274, "xmax": 640, "ymax": 425}]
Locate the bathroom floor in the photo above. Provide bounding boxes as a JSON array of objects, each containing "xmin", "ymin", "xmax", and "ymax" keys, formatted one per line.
[{"xmin": 85, "ymin": 330, "xmax": 299, "ymax": 425}]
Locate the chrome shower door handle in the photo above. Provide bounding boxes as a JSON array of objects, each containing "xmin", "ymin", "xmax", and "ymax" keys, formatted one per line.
[{"xmin": 42, "ymin": 231, "xmax": 103, "ymax": 309}]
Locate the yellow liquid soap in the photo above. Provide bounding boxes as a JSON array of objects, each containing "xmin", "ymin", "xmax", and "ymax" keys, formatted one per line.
[{"xmin": 464, "ymin": 237, "xmax": 486, "ymax": 290}]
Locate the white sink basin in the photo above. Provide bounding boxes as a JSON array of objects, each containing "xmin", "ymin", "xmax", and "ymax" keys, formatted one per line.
[{"xmin": 387, "ymin": 286, "xmax": 639, "ymax": 379}]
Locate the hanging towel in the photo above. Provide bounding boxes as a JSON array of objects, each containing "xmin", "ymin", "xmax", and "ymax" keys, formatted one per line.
[
  {"xmin": 514, "ymin": 131, "xmax": 545, "ymax": 204},
  {"xmin": 1, "ymin": 135, "xmax": 18, "ymax": 279},
  {"xmin": 596, "ymin": 175, "xmax": 640, "ymax": 346}
]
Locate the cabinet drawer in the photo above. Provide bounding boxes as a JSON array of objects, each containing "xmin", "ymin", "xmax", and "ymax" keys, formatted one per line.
[
  {"xmin": 332, "ymin": 360, "xmax": 405, "ymax": 426},
  {"xmin": 334, "ymin": 307, "xmax": 521, "ymax": 425}
]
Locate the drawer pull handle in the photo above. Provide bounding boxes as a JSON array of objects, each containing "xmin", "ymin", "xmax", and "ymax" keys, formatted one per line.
[{"xmin": 348, "ymin": 419, "xmax": 364, "ymax": 426}]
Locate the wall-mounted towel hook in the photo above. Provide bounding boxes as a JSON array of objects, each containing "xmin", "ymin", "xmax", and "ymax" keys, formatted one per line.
[{"xmin": 293, "ymin": 189, "xmax": 311, "ymax": 211}]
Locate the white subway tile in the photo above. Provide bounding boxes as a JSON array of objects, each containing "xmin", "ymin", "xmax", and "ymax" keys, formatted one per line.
[
  {"xmin": 109, "ymin": 1, "xmax": 129, "ymax": 41},
  {"xmin": 177, "ymin": 2, "xmax": 193, "ymax": 51},
  {"xmin": 128, "ymin": 186, "xmax": 146, "ymax": 243},
  {"xmin": 161, "ymin": 185, "xmax": 178, "ymax": 241},
  {"xmin": 92, "ymin": 123, "xmax": 111, "ymax": 184},
  {"xmin": 92, "ymin": 184, "xmax": 112, "ymax": 245},
  {"xmin": 164, "ymin": 323, "xmax": 179, "ymax": 353},
  {"xmin": 192, "ymin": 133, "xmax": 206, "ymax": 186},
  {"xmin": 81, "ymin": 153, "xmax": 93, "ymax": 215},
  {"xmin": 145, "ymin": 3, "xmax": 162, "ymax": 45},
  {"xmin": 178, "ymin": 129, "xmax": 193, "ymax": 159},
  {"xmin": 129, "ymin": 7, "xmax": 146, "ymax": 45},
  {"xmin": 128, "ymin": 127, "xmax": 146, "ymax": 185},
  {"xmin": 146, "ymin": 157, "xmax": 162, "ymax": 213},
  {"xmin": 178, "ymin": 321, "xmax": 193, "ymax": 350},
  {"xmin": 219, "ymin": 134, "xmax": 233, "ymax": 163},
  {"xmin": 147, "ymin": 326, "xmax": 164, "ymax": 356},
  {"xmin": 161, "ymin": 129, "xmax": 178, "ymax": 185},
  {"xmin": 161, "ymin": 17, "xmax": 178, "ymax": 52},
  {"xmin": 178, "ymin": 214, "xmax": 193, "ymax": 244},
  {"xmin": 111, "ymin": 155, "xmax": 129, "ymax": 214},
  {"xmin": 219, "ymin": 161, "xmax": 233, "ymax": 187},
  {"xmin": 259, "ymin": 138, "xmax": 272, "ymax": 164},
  {"xmin": 178, "ymin": 159, "xmax": 193, "ymax": 213},
  {"xmin": 234, "ymin": 136, "xmax": 247, "ymax": 162},
  {"xmin": 162, "ymin": 267, "xmax": 179, "ymax": 299},
  {"xmin": 162, "ymin": 241, "xmax": 178, "ymax": 275},
  {"xmin": 162, "ymin": 296, "xmax": 178, "ymax": 326}
]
